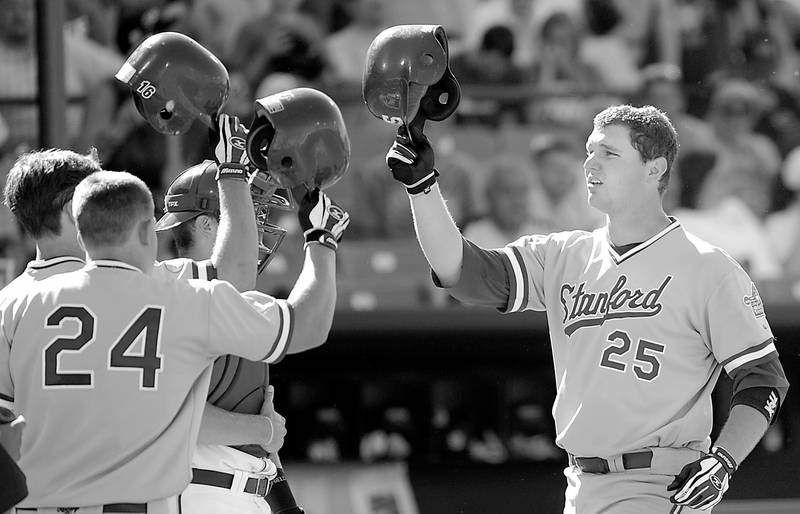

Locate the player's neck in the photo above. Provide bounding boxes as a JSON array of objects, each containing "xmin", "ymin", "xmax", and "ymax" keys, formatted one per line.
[
  {"xmin": 35, "ymin": 238, "xmax": 85, "ymax": 262},
  {"xmin": 607, "ymin": 207, "xmax": 671, "ymax": 247}
]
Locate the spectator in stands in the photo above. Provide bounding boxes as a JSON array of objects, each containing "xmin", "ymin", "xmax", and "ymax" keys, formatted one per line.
[
  {"xmin": 323, "ymin": 0, "xmax": 387, "ymax": 88},
  {"xmin": 766, "ymin": 146, "xmax": 800, "ymax": 276},
  {"xmin": 450, "ymin": 25, "xmax": 528, "ymax": 126},
  {"xmin": 531, "ymin": 11, "xmax": 599, "ymax": 92},
  {"xmin": 637, "ymin": 63, "xmax": 717, "ymax": 210},
  {"xmin": 464, "ymin": 156, "xmax": 546, "ymax": 248},
  {"xmin": 0, "ymin": 0, "xmax": 122, "ymax": 155},
  {"xmin": 697, "ymin": 79, "xmax": 781, "ymax": 219},
  {"xmin": 528, "ymin": 134, "xmax": 605, "ymax": 231},
  {"xmin": 229, "ymin": 0, "xmax": 327, "ymax": 97}
]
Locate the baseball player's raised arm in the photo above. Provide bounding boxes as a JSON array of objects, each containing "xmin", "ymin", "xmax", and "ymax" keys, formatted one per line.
[
  {"xmin": 385, "ymin": 123, "xmax": 463, "ymax": 285},
  {"xmin": 208, "ymin": 114, "xmax": 259, "ymax": 291},
  {"xmin": 408, "ymin": 183, "xmax": 464, "ymax": 286}
]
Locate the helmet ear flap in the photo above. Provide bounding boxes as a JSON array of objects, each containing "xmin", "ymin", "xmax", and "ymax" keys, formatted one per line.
[
  {"xmin": 246, "ymin": 120, "xmax": 276, "ymax": 171},
  {"xmin": 420, "ymin": 26, "xmax": 461, "ymax": 121}
]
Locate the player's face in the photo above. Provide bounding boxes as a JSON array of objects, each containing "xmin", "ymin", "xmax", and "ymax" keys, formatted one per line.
[{"xmin": 583, "ymin": 124, "xmax": 650, "ymax": 216}]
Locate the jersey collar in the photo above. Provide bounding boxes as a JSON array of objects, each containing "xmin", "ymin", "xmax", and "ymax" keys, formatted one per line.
[
  {"xmin": 27, "ymin": 256, "xmax": 85, "ymax": 270},
  {"xmin": 86, "ymin": 259, "xmax": 144, "ymax": 273},
  {"xmin": 606, "ymin": 217, "xmax": 681, "ymax": 265}
]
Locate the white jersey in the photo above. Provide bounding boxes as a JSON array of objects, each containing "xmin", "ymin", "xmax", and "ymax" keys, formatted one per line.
[
  {"xmin": 447, "ymin": 219, "xmax": 776, "ymax": 457},
  {"xmin": 0, "ymin": 259, "xmax": 294, "ymax": 507}
]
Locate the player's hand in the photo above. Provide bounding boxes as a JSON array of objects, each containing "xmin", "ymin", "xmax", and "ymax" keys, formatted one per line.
[
  {"xmin": 211, "ymin": 113, "xmax": 253, "ymax": 181},
  {"xmin": 295, "ymin": 188, "xmax": 350, "ymax": 251},
  {"xmin": 667, "ymin": 446, "xmax": 737, "ymax": 511},
  {"xmin": 261, "ymin": 385, "xmax": 287, "ymax": 454},
  {"xmin": 385, "ymin": 115, "xmax": 438, "ymax": 195}
]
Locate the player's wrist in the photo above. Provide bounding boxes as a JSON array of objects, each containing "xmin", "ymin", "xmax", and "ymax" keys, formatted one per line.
[
  {"xmin": 404, "ymin": 169, "xmax": 439, "ymax": 196},
  {"xmin": 303, "ymin": 229, "xmax": 338, "ymax": 251},
  {"xmin": 711, "ymin": 445, "xmax": 737, "ymax": 474},
  {"xmin": 215, "ymin": 163, "xmax": 250, "ymax": 181}
]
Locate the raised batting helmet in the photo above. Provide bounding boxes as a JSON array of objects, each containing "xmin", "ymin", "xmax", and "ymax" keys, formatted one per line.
[
  {"xmin": 363, "ymin": 25, "xmax": 460, "ymax": 126},
  {"xmin": 246, "ymin": 88, "xmax": 350, "ymax": 191},
  {"xmin": 156, "ymin": 160, "xmax": 292, "ymax": 273},
  {"xmin": 115, "ymin": 32, "xmax": 229, "ymax": 135}
]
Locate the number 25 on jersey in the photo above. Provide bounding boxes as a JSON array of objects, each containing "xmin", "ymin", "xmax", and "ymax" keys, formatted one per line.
[
  {"xmin": 43, "ymin": 305, "xmax": 164, "ymax": 390},
  {"xmin": 599, "ymin": 329, "xmax": 665, "ymax": 381}
]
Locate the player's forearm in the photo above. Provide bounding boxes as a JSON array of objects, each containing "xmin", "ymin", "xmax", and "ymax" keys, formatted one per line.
[
  {"xmin": 285, "ymin": 245, "xmax": 336, "ymax": 354},
  {"xmin": 211, "ymin": 179, "xmax": 259, "ymax": 291},
  {"xmin": 712, "ymin": 404, "xmax": 769, "ymax": 465},
  {"xmin": 409, "ymin": 183, "xmax": 464, "ymax": 286},
  {"xmin": 197, "ymin": 402, "xmax": 271, "ymax": 446}
]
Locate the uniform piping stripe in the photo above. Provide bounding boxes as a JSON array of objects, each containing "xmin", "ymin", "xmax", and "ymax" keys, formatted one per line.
[
  {"xmin": 0, "ymin": 396, "xmax": 13, "ymax": 411},
  {"xmin": 510, "ymin": 246, "xmax": 529, "ymax": 311},
  {"xmin": 610, "ymin": 219, "xmax": 681, "ymax": 264},
  {"xmin": 206, "ymin": 263, "xmax": 217, "ymax": 280},
  {"xmin": 28, "ymin": 256, "xmax": 84, "ymax": 270},
  {"xmin": 262, "ymin": 301, "xmax": 292, "ymax": 363},
  {"xmin": 501, "ymin": 248, "xmax": 524, "ymax": 312},
  {"xmin": 723, "ymin": 341, "xmax": 777, "ymax": 374},
  {"xmin": 0, "ymin": 392, "xmax": 13, "ymax": 402},
  {"xmin": 191, "ymin": 261, "xmax": 199, "ymax": 279}
]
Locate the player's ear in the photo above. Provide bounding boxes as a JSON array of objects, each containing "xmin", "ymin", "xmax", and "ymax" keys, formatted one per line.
[
  {"xmin": 648, "ymin": 156, "xmax": 668, "ymax": 182},
  {"xmin": 195, "ymin": 214, "xmax": 216, "ymax": 236},
  {"xmin": 137, "ymin": 218, "xmax": 152, "ymax": 246},
  {"xmin": 61, "ymin": 199, "xmax": 76, "ymax": 227}
]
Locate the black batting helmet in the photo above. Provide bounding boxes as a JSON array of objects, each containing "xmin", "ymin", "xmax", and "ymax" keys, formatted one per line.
[
  {"xmin": 115, "ymin": 32, "xmax": 229, "ymax": 135},
  {"xmin": 157, "ymin": 160, "xmax": 292, "ymax": 273}
]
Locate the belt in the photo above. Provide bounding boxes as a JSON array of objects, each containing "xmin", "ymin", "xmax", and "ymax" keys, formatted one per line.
[
  {"xmin": 17, "ymin": 504, "xmax": 147, "ymax": 513},
  {"xmin": 569, "ymin": 450, "xmax": 653, "ymax": 474},
  {"xmin": 190, "ymin": 467, "xmax": 271, "ymax": 497}
]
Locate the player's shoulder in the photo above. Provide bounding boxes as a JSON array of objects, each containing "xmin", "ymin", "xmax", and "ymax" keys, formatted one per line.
[
  {"xmin": 678, "ymin": 225, "xmax": 748, "ymax": 276},
  {"xmin": 509, "ymin": 228, "xmax": 594, "ymax": 250}
]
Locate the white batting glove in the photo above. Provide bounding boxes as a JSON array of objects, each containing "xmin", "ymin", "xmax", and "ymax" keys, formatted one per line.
[
  {"xmin": 296, "ymin": 188, "xmax": 350, "ymax": 251},
  {"xmin": 212, "ymin": 113, "xmax": 252, "ymax": 181},
  {"xmin": 668, "ymin": 446, "xmax": 736, "ymax": 510}
]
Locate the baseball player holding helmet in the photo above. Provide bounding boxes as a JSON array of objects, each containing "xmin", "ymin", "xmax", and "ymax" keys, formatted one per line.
[
  {"xmin": 116, "ymin": 33, "xmax": 350, "ymax": 514},
  {"xmin": 366, "ymin": 25, "xmax": 790, "ymax": 513},
  {"xmin": 154, "ymin": 87, "xmax": 350, "ymax": 514}
]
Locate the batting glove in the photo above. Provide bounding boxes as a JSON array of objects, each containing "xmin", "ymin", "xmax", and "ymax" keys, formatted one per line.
[
  {"xmin": 668, "ymin": 446, "xmax": 737, "ymax": 511},
  {"xmin": 385, "ymin": 117, "xmax": 438, "ymax": 196},
  {"xmin": 296, "ymin": 188, "xmax": 350, "ymax": 251},
  {"xmin": 211, "ymin": 113, "xmax": 253, "ymax": 181}
]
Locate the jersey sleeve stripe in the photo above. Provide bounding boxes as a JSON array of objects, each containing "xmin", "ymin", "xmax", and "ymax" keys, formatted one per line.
[
  {"xmin": 722, "ymin": 339, "xmax": 777, "ymax": 374},
  {"xmin": 259, "ymin": 300, "xmax": 293, "ymax": 364},
  {"xmin": 191, "ymin": 261, "xmax": 199, "ymax": 279},
  {"xmin": 512, "ymin": 246, "xmax": 530, "ymax": 310},
  {"xmin": 501, "ymin": 247, "xmax": 524, "ymax": 312},
  {"xmin": 0, "ymin": 395, "xmax": 13, "ymax": 411}
]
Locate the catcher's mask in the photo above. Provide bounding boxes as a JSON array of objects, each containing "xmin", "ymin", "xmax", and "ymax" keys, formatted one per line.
[
  {"xmin": 362, "ymin": 25, "xmax": 461, "ymax": 127},
  {"xmin": 246, "ymin": 87, "xmax": 350, "ymax": 191},
  {"xmin": 156, "ymin": 160, "xmax": 292, "ymax": 273},
  {"xmin": 115, "ymin": 32, "xmax": 229, "ymax": 135}
]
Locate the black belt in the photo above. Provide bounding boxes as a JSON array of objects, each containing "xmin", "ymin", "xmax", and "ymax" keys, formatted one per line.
[
  {"xmin": 570, "ymin": 450, "xmax": 653, "ymax": 474},
  {"xmin": 191, "ymin": 467, "xmax": 271, "ymax": 497},
  {"xmin": 17, "ymin": 504, "xmax": 147, "ymax": 513}
]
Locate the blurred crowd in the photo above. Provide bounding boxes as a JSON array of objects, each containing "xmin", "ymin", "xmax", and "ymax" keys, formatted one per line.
[{"xmin": 3, "ymin": 0, "xmax": 800, "ymax": 283}]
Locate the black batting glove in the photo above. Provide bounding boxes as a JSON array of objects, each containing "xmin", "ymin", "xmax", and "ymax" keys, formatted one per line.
[
  {"xmin": 211, "ymin": 113, "xmax": 253, "ymax": 181},
  {"xmin": 266, "ymin": 468, "xmax": 305, "ymax": 514},
  {"xmin": 295, "ymin": 188, "xmax": 350, "ymax": 251},
  {"xmin": 385, "ymin": 115, "xmax": 438, "ymax": 195},
  {"xmin": 668, "ymin": 446, "xmax": 737, "ymax": 511}
]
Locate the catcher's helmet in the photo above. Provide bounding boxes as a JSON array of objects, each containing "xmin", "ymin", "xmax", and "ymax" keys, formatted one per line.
[
  {"xmin": 115, "ymin": 32, "xmax": 229, "ymax": 135},
  {"xmin": 156, "ymin": 160, "xmax": 292, "ymax": 273},
  {"xmin": 363, "ymin": 25, "xmax": 461, "ymax": 126},
  {"xmin": 246, "ymin": 88, "xmax": 350, "ymax": 191}
]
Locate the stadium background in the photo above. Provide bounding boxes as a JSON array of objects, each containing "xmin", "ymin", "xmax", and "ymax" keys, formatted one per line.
[{"xmin": 1, "ymin": 0, "xmax": 799, "ymax": 512}]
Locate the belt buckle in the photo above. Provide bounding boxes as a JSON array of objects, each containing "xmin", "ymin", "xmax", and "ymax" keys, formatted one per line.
[{"xmin": 255, "ymin": 476, "xmax": 270, "ymax": 497}]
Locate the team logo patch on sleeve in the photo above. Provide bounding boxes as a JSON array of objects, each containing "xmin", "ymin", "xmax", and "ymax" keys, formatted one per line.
[{"xmin": 743, "ymin": 284, "xmax": 765, "ymax": 318}]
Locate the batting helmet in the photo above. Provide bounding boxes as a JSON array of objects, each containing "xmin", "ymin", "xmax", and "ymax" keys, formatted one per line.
[
  {"xmin": 246, "ymin": 88, "xmax": 350, "ymax": 191},
  {"xmin": 362, "ymin": 25, "xmax": 461, "ymax": 126},
  {"xmin": 115, "ymin": 32, "xmax": 229, "ymax": 135},
  {"xmin": 156, "ymin": 160, "xmax": 292, "ymax": 273}
]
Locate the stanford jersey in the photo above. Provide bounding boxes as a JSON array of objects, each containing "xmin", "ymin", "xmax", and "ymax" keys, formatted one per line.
[{"xmin": 445, "ymin": 219, "xmax": 778, "ymax": 457}]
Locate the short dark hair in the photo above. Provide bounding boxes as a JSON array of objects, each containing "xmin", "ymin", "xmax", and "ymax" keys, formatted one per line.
[
  {"xmin": 73, "ymin": 171, "xmax": 153, "ymax": 248},
  {"xmin": 4, "ymin": 149, "xmax": 102, "ymax": 238},
  {"xmin": 593, "ymin": 104, "xmax": 679, "ymax": 194}
]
